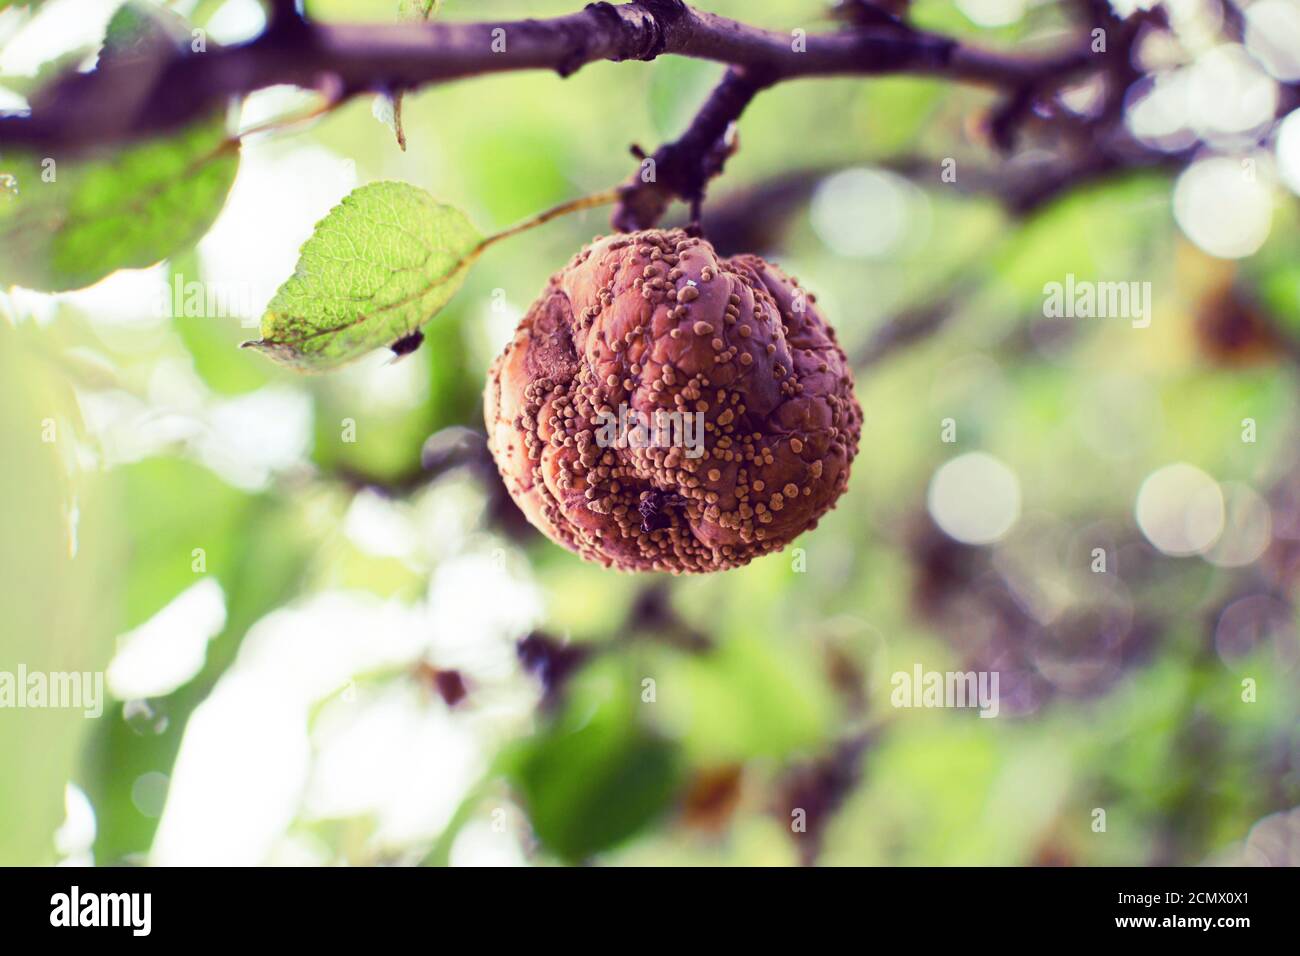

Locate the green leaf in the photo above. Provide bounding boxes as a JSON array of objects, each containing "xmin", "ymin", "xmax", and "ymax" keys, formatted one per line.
[
  {"xmin": 1, "ymin": 4, "xmax": 234, "ymax": 292},
  {"xmin": 398, "ymin": 0, "xmax": 441, "ymax": 21},
  {"xmin": 653, "ymin": 633, "xmax": 835, "ymax": 763},
  {"xmin": 170, "ymin": 253, "xmax": 277, "ymax": 396},
  {"xmin": 84, "ymin": 484, "xmax": 311, "ymax": 864},
  {"xmin": 116, "ymin": 458, "xmax": 251, "ymax": 630},
  {"xmin": 0, "ymin": 117, "xmax": 239, "ymax": 292},
  {"xmin": 371, "ymin": 94, "xmax": 404, "ymax": 150},
  {"xmin": 247, "ymin": 181, "xmax": 483, "ymax": 372},
  {"xmin": 100, "ymin": 0, "xmax": 191, "ymax": 66},
  {"xmin": 0, "ymin": 325, "xmax": 119, "ymax": 864},
  {"xmin": 502, "ymin": 661, "xmax": 684, "ymax": 862}
]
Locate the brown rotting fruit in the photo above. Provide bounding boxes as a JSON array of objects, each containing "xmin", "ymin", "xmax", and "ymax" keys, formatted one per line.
[{"xmin": 485, "ymin": 228, "xmax": 862, "ymax": 573}]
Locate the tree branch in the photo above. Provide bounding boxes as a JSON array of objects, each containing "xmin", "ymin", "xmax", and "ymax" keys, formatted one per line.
[
  {"xmin": 613, "ymin": 64, "xmax": 770, "ymax": 232},
  {"xmin": 0, "ymin": 0, "xmax": 1093, "ymax": 152}
]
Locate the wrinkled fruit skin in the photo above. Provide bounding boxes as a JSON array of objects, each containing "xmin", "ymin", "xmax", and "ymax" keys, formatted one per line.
[{"xmin": 485, "ymin": 228, "xmax": 862, "ymax": 573}]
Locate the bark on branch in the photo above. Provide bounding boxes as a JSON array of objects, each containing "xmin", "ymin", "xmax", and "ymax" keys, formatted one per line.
[{"xmin": 0, "ymin": 0, "xmax": 1093, "ymax": 151}]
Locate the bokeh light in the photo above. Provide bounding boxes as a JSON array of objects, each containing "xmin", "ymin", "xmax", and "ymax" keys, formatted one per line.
[
  {"xmin": 1245, "ymin": 0, "xmax": 1300, "ymax": 81},
  {"xmin": 1173, "ymin": 156, "xmax": 1273, "ymax": 258},
  {"xmin": 1135, "ymin": 463, "xmax": 1225, "ymax": 556},
  {"xmin": 810, "ymin": 168, "xmax": 930, "ymax": 259},
  {"xmin": 1276, "ymin": 108, "xmax": 1300, "ymax": 196},
  {"xmin": 1186, "ymin": 45, "xmax": 1278, "ymax": 140},
  {"xmin": 107, "ymin": 579, "xmax": 227, "ymax": 700},
  {"xmin": 1206, "ymin": 482, "xmax": 1273, "ymax": 568},
  {"xmin": 955, "ymin": 0, "xmax": 1025, "ymax": 27},
  {"xmin": 928, "ymin": 452, "xmax": 1022, "ymax": 546}
]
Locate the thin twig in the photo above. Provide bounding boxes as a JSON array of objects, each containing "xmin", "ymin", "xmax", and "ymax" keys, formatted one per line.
[{"xmin": 474, "ymin": 188, "xmax": 622, "ymax": 255}]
